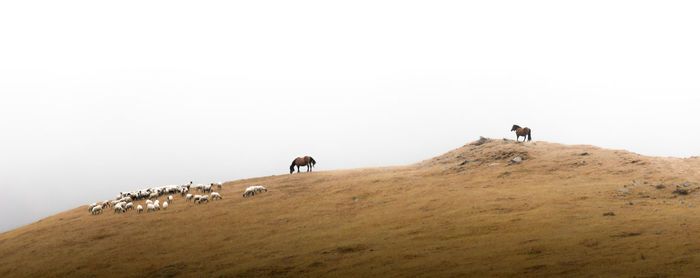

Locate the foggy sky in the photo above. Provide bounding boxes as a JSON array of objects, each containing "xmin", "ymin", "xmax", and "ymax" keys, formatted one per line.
[{"xmin": 1, "ymin": 1, "xmax": 699, "ymax": 232}]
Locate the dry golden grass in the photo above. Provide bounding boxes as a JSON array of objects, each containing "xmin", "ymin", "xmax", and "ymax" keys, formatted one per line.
[{"xmin": 1, "ymin": 138, "xmax": 699, "ymax": 277}]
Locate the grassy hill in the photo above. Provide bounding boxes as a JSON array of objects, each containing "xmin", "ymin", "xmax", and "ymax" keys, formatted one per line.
[{"xmin": 1, "ymin": 138, "xmax": 699, "ymax": 277}]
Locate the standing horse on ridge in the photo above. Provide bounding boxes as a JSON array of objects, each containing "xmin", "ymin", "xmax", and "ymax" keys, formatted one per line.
[
  {"xmin": 511, "ymin": 125, "xmax": 532, "ymax": 142},
  {"xmin": 290, "ymin": 156, "xmax": 317, "ymax": 174}
]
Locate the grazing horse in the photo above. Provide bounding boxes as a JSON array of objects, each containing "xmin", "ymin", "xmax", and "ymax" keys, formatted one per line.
[
  {"xmin": 511, "ymin": 124, "xmax": 532, "ymax": 142},
  {"xmin": 290, "ymin": 156, "xmax": 317, "ymax": 174}
]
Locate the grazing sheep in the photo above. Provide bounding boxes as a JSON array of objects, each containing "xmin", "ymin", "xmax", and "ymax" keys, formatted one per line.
[
  {"xmin": 242, "ymin": 188, "xmax": 255, "ymax": 198},
  {"xmin": 202, "ymin": 184, "xmax": 212, "ymax": 193},
  {"xmin": 101, "ymin": 200, "xmax": 111, "ymax": 208},
  {"xmin": 114, "ymin": 204, "xmax": 125, "ymax": 213},
  {"xmin": 91, "ymin": 205, "xmax": 103, "ymax": 215},
  {"xmin": 243, "ymin": 185, "xmax": 267, "ymax": 198},
  {"xmin": 116, "ymin": 201, "xmax": 127, "ymax": 210},
  {"xmin": 186, "ymin": 194, "xmax": 193, "ymax": 202},
  {"xmin": 146, "ymin": 199, "xmax": 153, "ymax": 205},
  {"xmin": 154, "ymin": 200, "xmax": 160, "ymax": 210},
  {"xmin": 212, "ymin": 182, "xmax": 222, "ymax": 190},
  {"xmin": 166, "ymin": 186, "xmax": 178, "ymax": 194},
  {"xmin": 139, "ymin": 190, "xmax": 150, "ymax": 199},
  {"xmin": 137, "ymin": 205, "xmax": 143, "ymax": 214},
  {"xmin": 149, "ymin": 192, "xmax": 159, "ymax": 199},
  {"xmin": 180, "ymin": 187, "xmax": 188, "ymax": 196},
  {"xmin": 211, "ymin": 192, "xmax": 223, "ymax": 200},
  {"xmin": 168, "ymin": 195, "xmax": 173, "ymax": 204},
  {"xmin": 197, "ymin": 195, "xmax": 209, "ymax": 204},
  {"xmin": 193, "ymin": 195, "xmax": 202, "ymax": 203},
  {"xmin": 163, "ymin": 201, "xmax": 168, "ymax": 210},
  {"xmin": 88, "ymin": 203, "xmax": 98, "ymax": 213},
  {"xmin": 147, "ymin": 204, "xmax": 156, "ymax": 212},
  {"xmin": 125, "ymin": 202, "xmax": 134, "ymax": 211}
]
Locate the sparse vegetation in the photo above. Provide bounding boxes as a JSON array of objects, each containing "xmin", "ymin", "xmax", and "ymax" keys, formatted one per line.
[{"xmin": 0, "ymin": 138, "xmax": 699, "ymax": 277}]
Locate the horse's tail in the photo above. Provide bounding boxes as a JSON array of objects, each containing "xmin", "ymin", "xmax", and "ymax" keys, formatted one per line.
[
  {"xmin": 527, "ymin": 129, "xmax": 532, "ymax": 142},
  {"xmin": 310, "ymin": 157, "xmax": 316, "ymax": 166}
]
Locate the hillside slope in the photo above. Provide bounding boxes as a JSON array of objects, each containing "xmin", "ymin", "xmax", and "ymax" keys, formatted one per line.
[{"xmin": 1, "ymin": 138, "xmax": 699, "ymax": 277}]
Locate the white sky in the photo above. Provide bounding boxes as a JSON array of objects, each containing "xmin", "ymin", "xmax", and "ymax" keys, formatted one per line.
[{"xmin": 1, "ymin": 1, "xmax": 699, "ymax": 232}]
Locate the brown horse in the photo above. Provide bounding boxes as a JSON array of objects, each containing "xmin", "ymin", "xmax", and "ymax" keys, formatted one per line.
[
  {"xmin": 511, "ymin": 124, "xmax": 532, "ymax": 142},
  {"xmin": 290, "ymin": 156, "xmax": 317, "ymax": 174}
]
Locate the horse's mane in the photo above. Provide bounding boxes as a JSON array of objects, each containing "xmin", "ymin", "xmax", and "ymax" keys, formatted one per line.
[
  {"xmin": 290, "ymin": 158, "xmax": 297, "ymax": 168},
  {"xmin": 512, "ymin": 124, "xmax": 521, "ymax": 129}
]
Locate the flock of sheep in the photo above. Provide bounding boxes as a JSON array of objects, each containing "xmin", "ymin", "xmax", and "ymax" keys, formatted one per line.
[{"xmin": 87, "ymin": 181, "xmax": 268, "ymax": 215}]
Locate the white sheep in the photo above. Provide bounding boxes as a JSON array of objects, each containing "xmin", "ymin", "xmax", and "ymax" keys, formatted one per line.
[
  {"xmin": 243, "ymin": 185, "xmax": 267, "ymax": 198},
  {"xmin": 211, "ymin": 182, "xmax": 222, "ymax": 190},
  {"xmin": 147, "ymin": 204, "xmax": 156, "ymax": 212},
  {"xmin": 193, "ymin": 194, "xmax": 202, "ymax": 203},
  {"xmin": 88, "ymin": 203, "xmax": 98, "ymax": 213},
  {"xmin": 186, "ymin": 194, "xmax": 193, "ymax": 202},
  {"xmin": 154, "ymin": 200, "xmax": 160, "ymax": 210},
  {"xmin": 146, "ymin": 199, "xmax": 153, "ymax": 205},
  {"xmin": 168, "ymin": 195, "xmax": 173, "ymax": 204},
  {"xmin": 91, "ymin": 205, "xmax": 103, "ymax": 215},
  {"xmin": 114, "ymin": 203, "xmax": 125, "ymax": 213},
  {"xmin": 180, "ymin": 187, "xmax": 188, "ymax": 196},
  {"xmin": 163, "ymin": 201, "xmax": 168, "ymax": 210},
  {"xmin": 138, "ymin": 190, "xmax": 150, "ymax": 199},
  {"xmin": 197, "ymin": 195, "xmax": 209, "ymax": 204},
  {"xmin": 137, "ymin": 205, "xmax": 143, "ymax": 214},
  {"xmin": 211, "ymin": 192, "xmax": 223, "ymax": 200},
  {"xmin": 242, "ymin": 187, "xmax": 255, "ymax": 198},
  {"xmin": 165, "ymin": 186, "xmax": 178, "ymax": 194},
  {"xmin": 125, "ymin": 202, "xmax": 134, "ymax": 211}
]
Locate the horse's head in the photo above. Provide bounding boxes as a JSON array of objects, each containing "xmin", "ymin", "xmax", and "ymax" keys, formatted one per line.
[
  {"xmin": 290, "ymin": 164, "xmax": 295, "ymax": 174},
  {"xmin": 511, "ymin": 124, "xmax": 520, "ymax": 131}
]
